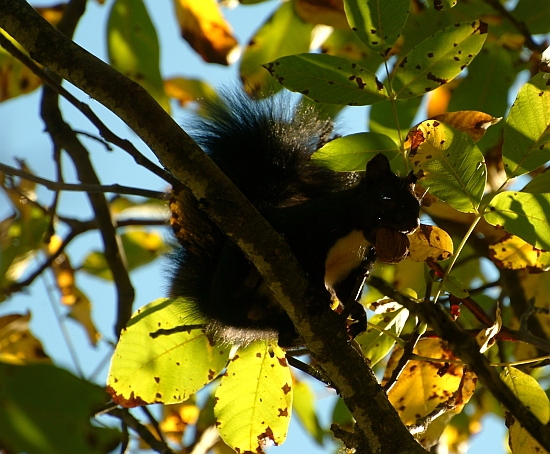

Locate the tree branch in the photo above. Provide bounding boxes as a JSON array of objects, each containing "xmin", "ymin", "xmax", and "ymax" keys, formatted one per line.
[{"xmin": 0, "ymin": 2, "xmax": 427, "ymax": 452}]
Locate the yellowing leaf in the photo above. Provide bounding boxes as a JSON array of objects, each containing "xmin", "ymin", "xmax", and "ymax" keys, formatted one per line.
[
  {"xmin": 173, "ymin": 0, "xmax": 239, "ymax": 65},
  {"xmin": 0, "ymin": 312, "xmax": 50, "ymax": 363},
  {"xmin": 431, "ymin": 111, "xmax": 502, "ymax": 142},
  {"xmin": 501, "ymin": 367, "xmax": 550, "ymax": 454},
  {"xmin": 407, "ymin": 119, "xmax": 487, "ymax": 213},
  {"xmin": 489, "ymin": 235, "xmax": 550, "ymax": 271},
  {"xmin": 159, "ymin": 401, "xmax": 200, "ymax": 443},
  {"xmin": 384, "ymin": 338, "xmax": 476, "ymax": 426},
  {"xmin": 407, "ymin": 224, "xmax": 453, "ymax": 262},
  {"xmin": 164, "ymin": 77, "xmax": 217, "ymax": 107},
  {"xmin": 0, "ymin": 31, "xmax": 42, "ymax": 102},
  {"xmin": 108, "ymin": 298, "xmax": 229, "ymax": 407},
  {"xmin": 35, "ymin": 4, "xmax": 65, "ymax": 25},
  {"xmin": 476, "ymin": 302, "xmax": 502, "ymax": 353},
  {"xmin": 215, "ymin": 341, "xmax": 292, "ymax": 452}
]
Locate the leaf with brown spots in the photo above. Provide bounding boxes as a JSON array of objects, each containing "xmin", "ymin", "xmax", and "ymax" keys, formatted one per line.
[
  {"xmin": 0, "ymin": 31, "xmax": 42, "ymax": 102},
  {"xmin": 384, "ymin": 339, "xmax": 476, "ymax": 447},
  {"xmin": 392, "ymin": 21, "xmax": 488, "ymax": 99},
  {"xmin": 407, "ymin": 224, "xmax": 454, "ymax": 262},
  {"xmin": 107, "ymin": 298, "xmax": 229, "ymax": 407},
  {"xmin": 214, "ymin": 341, "xmax": 292, "ymax": 453},
  {"xmin": 241, "ymin": 2, "xmax": 313, "ymax": 95},
  {"xmin": 406, "ymin": 119, "xmax": 487, "ymax": 213},
  {"xmin": 489, "ymin": 235, "xmax": 550, "ymax": 271},
  {"xmin": 431, "ymin": 111, "xmax": 501, "ymax": 142},
  {"xmin": 263, "ymin": 53, "xmax": 388, "ymax": 105},
  {"xmin": 343, "ymin": 0, "xmax": 410, "ymax": 58}
]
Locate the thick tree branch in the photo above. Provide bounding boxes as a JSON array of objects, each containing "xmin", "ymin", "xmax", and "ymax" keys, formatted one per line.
[{"xmin": 0, "ymin": 2, "xmax": 426, "ymax": 452}]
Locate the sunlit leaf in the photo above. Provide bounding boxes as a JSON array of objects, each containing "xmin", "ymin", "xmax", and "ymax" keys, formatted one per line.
[
  {"xmin": 431, "ymin": 0, "xmax": 457, "ymax": 11},
  {"xmin": 312, "ymin": 133, "xmax": 400, "ymax": 171},
  {"xmin": 215, "ymin": 341, "xmax": 292, "ymax": 452},
  {"xmin": 0, "ymin": 312, "xmax": 49, "ymax": 363},
  {"xmin": 264, "ymin": 53, "xmax": 388, "ymax": 105},
  {"xmin": 172, "ymin": 0, "xmax": 239, "ymax": 65},
  {"xmin": 356, "ymin": 299, "xmax": 408, "ymax": 366},
  {"xmin": 484, "ymin": 192, "xmax": 550, "ymax": 251},
  {"xmin": 407, "ymin": 119, "xmax": 487, "ymax": 213},
  {"xmin": 431, "ymin": 111, "xmax": 501, "ymax": 142},
  {"xmin": 407, "ymin": 224, "xmax": 453, "ymax": 262},
  {"xmin": 502, "ymin": 72, "xmax": 550, "ymax": 178},
  {"xmin": 392, "ymin": 21, "xmax": 488, "ymax": 99},
  {"xmin": 107, "ymin": 0, "xmax": 170, "ymax": 112},
  {"xmin": 107, "ymin": 298, "xmax": 229, "ymax": 406},
  {"xmin": 293, "ymin": 379, "xmax": 324, "ymax": 445},
  {"xmin": 344, "ymin": 0, "xmax": 410, "ymax": 57},
  {"xmin": 241, "ymin": 2, "xmax": 313, "ymax": 94},
  {"xmin": 501, "ymin": 367, "xmax": 550, "ymax": 454},
  {"xmin": 522, "ymin": 170, "xmax": 550, "ymax": 193},
  {"xmin": 489, "ymin": 235, "xmax": 550, "ymax": 271},
  {"xmin": 384, "ymin": 338, "xmax": 476, "ymax": 426},
  {"xmin": 0, "ymin": 361, "xmax": 120, "ymax": 454}
]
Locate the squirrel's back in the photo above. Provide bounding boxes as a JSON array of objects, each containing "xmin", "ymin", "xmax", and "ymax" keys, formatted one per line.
[{"xmin": 169, "ymin": 91, "xmax": 420, "ymax": 346}]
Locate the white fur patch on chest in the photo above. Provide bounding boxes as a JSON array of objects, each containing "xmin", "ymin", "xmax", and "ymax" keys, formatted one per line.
[{"xmin": 324, "ymin": 229, "xmax": 369, "ymax": 291}]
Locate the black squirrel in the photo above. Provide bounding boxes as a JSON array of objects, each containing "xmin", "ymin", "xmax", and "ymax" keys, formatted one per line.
[{"xmin": 169, "ymin": 91, "xmax": 420, "ymax": 347}]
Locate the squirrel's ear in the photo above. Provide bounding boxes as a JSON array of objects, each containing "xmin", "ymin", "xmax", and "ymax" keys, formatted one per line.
[{"xmin": 365, "ymin": 153, "xmax": 391, "ymax": 177}]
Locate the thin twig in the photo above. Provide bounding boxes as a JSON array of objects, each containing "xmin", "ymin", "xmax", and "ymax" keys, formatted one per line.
[
  {"xmin": 0, "ymin": 162, "xmax": 168, "ymax": 199},
  {"xmin": 0, "ymin": 32, "xmax": 183, "ymax": 191}
]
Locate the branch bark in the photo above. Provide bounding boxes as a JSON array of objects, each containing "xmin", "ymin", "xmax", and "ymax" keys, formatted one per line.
[{"xmin": 0, "ymin": 2, "xmax": 426, "ymax": 452}]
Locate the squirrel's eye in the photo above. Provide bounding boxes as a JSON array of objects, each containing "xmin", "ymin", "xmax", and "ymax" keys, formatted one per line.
[{"xmin": 380, "ymin": 189, "xmax": 393, "ymax": 201}]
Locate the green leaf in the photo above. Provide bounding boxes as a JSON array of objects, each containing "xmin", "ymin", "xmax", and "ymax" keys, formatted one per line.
[
  {"xmin": 215, "ymin": 341, "xmax": 292, "ymax": 452},
  {"xmin": 369, "ymin": 96, "xmax": 423, "ymax": 145},
  {"xmin": 501, "ymin": 367, "xmax": 550, "ymax": 453},
  {"xmin": 0, "ymin": 361, "xmax": 120, "ymax": 454},
  {"xmin": 263, "ymin": 53, "xmax": 388, "ymax": 106},
  {"xmin": 356, "ymin": 305, "xmax": 408, "ymax": 366},
  {"xmin": 312, "ymin": 133, "xmax": 400, "ymax": 171},
  {"xmin": 344, "ymin": 0, "xmax": 410, "ymax": 57},
  {"xmin": 443, "ymin": 275, "xmax": 469, "ymax": 299},
  {"xmin": 392, "ymin": 20, "xmax": 488, "ymax": 99},
  {"xmin": 502, "ymin": 72, "xmax": 550, "ymax": 178},
  {"xmin": 107, "ymin": 0, "xmax": 169, "ymax": 112},
  {"xmin": 240, "ymin": 1, "xmax": 313, "ymax": 94},
  {"xmin": 408, "ymin": 120, "xmax": 487, "ymax": 213},
  {"xmin": 513, "ymin": 0, "xmax": 550, "ymax": 34},
  {"xmin": 107, "ymin": 298, "xmax": 229, "ymax": 406},
  {"xmin": 484, "ymin": 192, "xmax": 550, "ymax": 251},
  {"xmin": 293, "ymin": 379, "xmax": 325, "ymax": 445},
  {"xmin": 522, "ymin": 171, "xmax": 550, "ymax": 193}
]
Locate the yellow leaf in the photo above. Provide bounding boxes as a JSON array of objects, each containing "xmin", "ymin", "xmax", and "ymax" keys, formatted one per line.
[
  {"xmin": 172, "ymin": 0, "xmax": 239, "ymax": 65},
  {"xmin": 384, "ymin": 338, "xmax": 476, "ymax": 425},
  {"xmin": 407, "ymin": 224, "xmax": 453, "ymax": 262},
  {"xmin": 427, "ymin": 86, "xmax": 452, "ymax": 118},
  {"xmin": 35, "ymin": 4, "xmax": 65, "ymax": 26},
  {"xmin": 431, "ymin": 111, "xmax": 501, "ymax": 142},
  {"xmin": 0, "ymin": 31, "xmax": 43, "ymax": 102},
  {"xmin": 489, "ymin": 235, "xmax": 550, "ymax": 271},
  {"xmin": 0, "ymin": 312, "xmax": 50, "ymax": 363}
]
